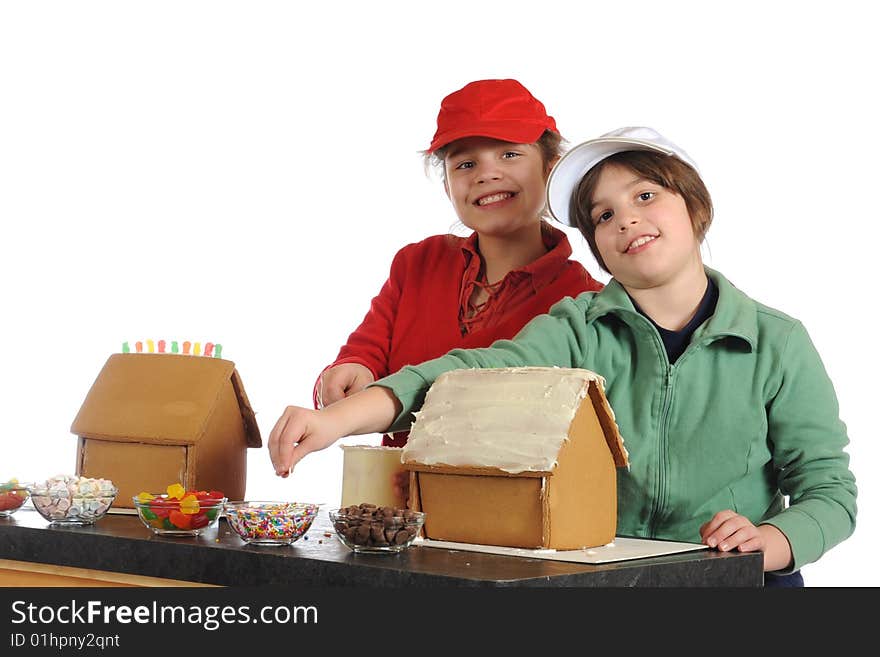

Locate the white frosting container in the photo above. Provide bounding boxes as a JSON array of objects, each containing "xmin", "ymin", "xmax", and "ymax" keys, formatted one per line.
[{"xmin": 339, "ymin": 445, "xmax": 405, "ymax": 508}]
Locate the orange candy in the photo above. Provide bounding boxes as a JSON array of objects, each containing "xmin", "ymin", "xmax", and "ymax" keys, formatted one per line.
[{"xmin": 169, "ymin": 510, "xmax": 192, "ymax": 529}]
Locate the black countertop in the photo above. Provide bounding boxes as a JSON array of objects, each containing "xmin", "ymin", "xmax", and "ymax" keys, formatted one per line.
[{"xmin": 0, "ymin": 508, "xmax": 763, "ymax": 587}]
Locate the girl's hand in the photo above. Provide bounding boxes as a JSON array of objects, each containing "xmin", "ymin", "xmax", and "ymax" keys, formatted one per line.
[
  {"xmin": 700, "ymin": 509, "xmax": 764, "ymax": 554},
  {"xmin": 318, "ymin": 363, "xmax": 374, "ymax": 408},
  {"xmin": 269, "ymin": 387, "xmax": 403, "ymax": 478},
  {"xmin": 700, "ymin": 509, "xmax": 793, "ymax": 572},
  {"xmin": 268, "ymin": 406, "xmax": 343, "ymax": 477},
  {"xmin": 392, "ymin": 470, "xmax": 410, "ymax": 507}
]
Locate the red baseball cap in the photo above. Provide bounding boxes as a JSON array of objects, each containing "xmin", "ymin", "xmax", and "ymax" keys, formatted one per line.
[{"xmin": 428, "ymin": 79, "xmax": 558, "ymax": 153}]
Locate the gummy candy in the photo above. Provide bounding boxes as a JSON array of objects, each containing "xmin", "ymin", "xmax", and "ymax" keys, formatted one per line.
[
  {"xmin": 166, "ymin": 483, "xmax": 186, "ymax": 500},
  {"xmin": 169, "ymin": 510, "xmax": 192, "ymax": 530},
  {"xmin": 180, "ymin": 494, "xmax": 200, "ymax": 515},
  {"xmin": 191, "ymin": 513, "xmax": 210, "ymax": 529}
]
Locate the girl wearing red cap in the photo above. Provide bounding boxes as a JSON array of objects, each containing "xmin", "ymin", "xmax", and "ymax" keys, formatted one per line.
[{"xmin": 310, "ymin": 79, "xmax": 603, "ymax": 446}]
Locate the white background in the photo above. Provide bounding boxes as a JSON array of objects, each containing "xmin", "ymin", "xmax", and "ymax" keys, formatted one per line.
[{"xmin": 1, "ymin": 1, "xmax": 875, "ymax": 586}]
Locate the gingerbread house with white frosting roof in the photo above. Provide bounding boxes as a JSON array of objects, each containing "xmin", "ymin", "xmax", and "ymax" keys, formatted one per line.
[{"xmin": 402, "ymin": 367, "xmax": 628, "ymax": 550}]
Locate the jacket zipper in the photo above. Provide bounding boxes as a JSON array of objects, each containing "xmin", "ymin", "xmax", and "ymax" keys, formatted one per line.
[
  {"xmin": 647, "ymin": 339, "xmax": 705, "ymax": 537},
  {"xmin": 650, "ymin": 361, "xmax": 675, "ymax": 537}
]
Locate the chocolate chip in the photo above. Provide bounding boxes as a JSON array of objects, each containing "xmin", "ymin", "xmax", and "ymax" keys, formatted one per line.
[{"xmin": 354, "ymin": 524, "xmax": 371, "ymax": 543}]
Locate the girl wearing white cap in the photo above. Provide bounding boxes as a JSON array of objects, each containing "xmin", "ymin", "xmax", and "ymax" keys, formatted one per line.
[
  {"xmin": 270, "ymin": 127, "xmax": 856, "ymax": 586},
  {"xmin": 309, "ymin": 79, "xmax": 602, "ymax": 445}
]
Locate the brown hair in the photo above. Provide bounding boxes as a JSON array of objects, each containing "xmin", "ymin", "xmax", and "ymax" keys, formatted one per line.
[
  {"xmin": 422, "ymin": 130, "xmax": 566, "ymax": 222},
  {"xmin": 570, "ymin": 151, "xmax": 713, "ymax": 272}
]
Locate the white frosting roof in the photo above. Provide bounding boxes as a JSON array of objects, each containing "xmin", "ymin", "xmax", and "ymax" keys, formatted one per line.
[{"xmin": 402, "ymin": 367, "xmax": 606, "ymax": 474}]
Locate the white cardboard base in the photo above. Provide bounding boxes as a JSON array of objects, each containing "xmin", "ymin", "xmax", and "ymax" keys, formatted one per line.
[{"xmin": 415, "ymin": 536, "xmax": 708, "ymax": 564}]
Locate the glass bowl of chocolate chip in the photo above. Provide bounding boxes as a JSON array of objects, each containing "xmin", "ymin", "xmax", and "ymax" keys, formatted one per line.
[{"xmin": 329, "ymin": 503, "xmax": 424, "ymax": 554}]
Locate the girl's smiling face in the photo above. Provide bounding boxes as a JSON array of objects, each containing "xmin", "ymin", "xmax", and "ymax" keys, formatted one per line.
[
  {"xmin": 443, "ymin": 137, "xmax": 551, "ymax": 238},
  {"xmin": 590, "ymin": 163, "xmax": 702, "ymax": 290}
]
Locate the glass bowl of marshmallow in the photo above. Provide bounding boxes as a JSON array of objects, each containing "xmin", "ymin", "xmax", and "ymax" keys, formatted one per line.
[{"xmin": 28, "ymin": 475, "xmax": 117, "ymax": 525}]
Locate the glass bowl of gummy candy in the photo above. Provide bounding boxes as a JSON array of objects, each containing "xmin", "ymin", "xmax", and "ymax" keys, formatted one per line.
[
  {"xmin": 28, "ymin": 475, "xmax": 117, "ymax": 525},
  {"xmin": 0, "ymin": 478, "xmax": 32, "ymax": 518},
  {"xmin": 133, "ymin": 484, "xmax": 226, "ymax": 536},
  {"xmin": 224, "ymin": 501, "xmax": 320, "ymax": 546}
]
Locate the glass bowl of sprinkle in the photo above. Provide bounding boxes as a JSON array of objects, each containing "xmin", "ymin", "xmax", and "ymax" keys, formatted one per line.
[{"xmin": 224, "ymin": 501, "xmax": 320, "ymax": 546}]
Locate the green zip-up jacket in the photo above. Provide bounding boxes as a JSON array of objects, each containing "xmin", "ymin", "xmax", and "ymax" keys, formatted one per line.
[{"xmin": 374, "ymin": 268, "xmax": 857, "ymax": 572}]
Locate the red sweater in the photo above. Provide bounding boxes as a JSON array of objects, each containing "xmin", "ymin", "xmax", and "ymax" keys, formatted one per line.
[{"xmin": 314, "ymin": 224, "xmax": 604, "ymax": 445}]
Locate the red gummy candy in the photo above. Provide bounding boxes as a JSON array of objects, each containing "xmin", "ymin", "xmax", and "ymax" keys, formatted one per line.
[
  {"xmin": 190, "ymin": 513, "xmax": 210, "ymax": 529},
  {"xmin": 194, "ymin": 490, "xmax": 224, "ymax": 502},
  {"xmin": 169, "ymin": 509, "xmax": 192, "ymax": 530},
  {"xmin": 149, "ymin": 497, "xmax": 174, "ymax": 518}
]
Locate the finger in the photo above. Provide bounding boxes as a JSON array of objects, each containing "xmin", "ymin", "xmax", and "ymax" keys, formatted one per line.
[
  {"xmin": 391, "ymin": 483, "xmax": 410, "ymax": 506},
  {"xmin": 700, "ymin": 509, "xmax": 737, "ymax": 541},
  {"xmin": 274, "ymin": 410, "xmax": 309, "ymax": 476},
  {"xmin": 347, "ymin": 371, "xmax": 373, "ymax": 396},
  {"xmin": 268, "ymin": 410, "xmax": 293, "ymax": 475},
  {"xmin": 287, "ymin": 434, "xmax": 320, "ymax": 470},
  {"xmin": 321, "ymin": 375, "xmax": 347, "ymax": 405},
  {"xmin": 736, "ymin": 536, "xmax": 764, "ymax": 553},
  {"xmin": 706, "ymin": 516, "xmax": 752, "ymax": 549},
  {"xmin": 717, "ymin": 525, "xmax": 760, "ymax": 552},
  {"xmin": 401, "ymin": 481, "xmax": 410, "ymax": 506}
]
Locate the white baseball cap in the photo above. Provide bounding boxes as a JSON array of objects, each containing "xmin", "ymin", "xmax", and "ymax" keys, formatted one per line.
[{"xmin": 547, "ymin": 126, "xmax": 699, "ymax": 226}]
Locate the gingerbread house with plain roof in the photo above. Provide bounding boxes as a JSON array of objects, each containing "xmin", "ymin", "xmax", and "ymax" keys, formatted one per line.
[
  {"xmin": 70, "ymin": 353, "xmax": 262, "ymax": 508},
  {"xmin": 402, "ymin": 367, "xmax": 628, "ymax": 550}
]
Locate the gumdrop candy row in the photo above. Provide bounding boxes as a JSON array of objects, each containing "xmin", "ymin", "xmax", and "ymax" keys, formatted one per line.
[{"xmin": 122, "ymin": 340, "xmax": 222, "ymax": 358}]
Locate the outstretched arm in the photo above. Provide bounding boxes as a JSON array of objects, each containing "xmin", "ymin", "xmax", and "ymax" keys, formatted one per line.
[{"xmin": 269, "ymin": 386, "xmax": 402, "ymax": 477}]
